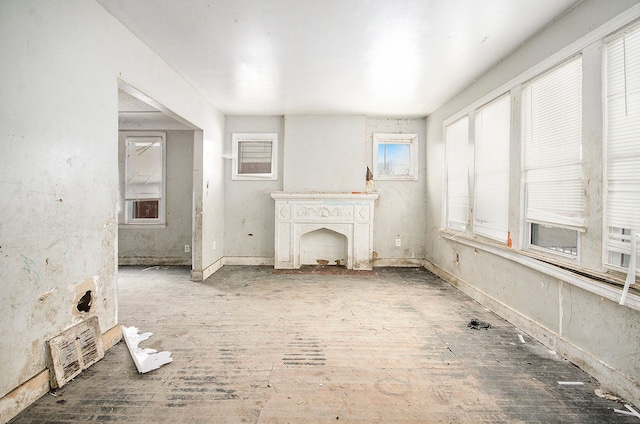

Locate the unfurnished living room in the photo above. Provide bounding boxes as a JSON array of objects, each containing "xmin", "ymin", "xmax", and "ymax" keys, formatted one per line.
[{"xmin": 1, "ymin": 0, "xmax": 639, "ymax": 423}]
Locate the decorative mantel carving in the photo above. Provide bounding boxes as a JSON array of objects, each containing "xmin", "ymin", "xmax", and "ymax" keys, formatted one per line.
[
  {"xmin": 296, "ymin": 206, "xmax": 353, "ymax": 219},
  {"xmin": 271, "ymin": 192, "xmax": 379, "ymax": 270}
]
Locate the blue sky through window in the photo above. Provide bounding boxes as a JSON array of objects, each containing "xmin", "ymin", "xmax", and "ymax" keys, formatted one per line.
[{"xmin": 378, "ymin": 143, "xmax": 410, "ymax": 176}]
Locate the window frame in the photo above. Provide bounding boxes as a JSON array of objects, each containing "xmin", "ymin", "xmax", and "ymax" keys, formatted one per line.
[
  {"xmin": 123, "ymin": 132, "xmax": 166, "ymax": 226},
  {"xmin": 521, "ymin": 55, "xmax": 584, "ymax": 260},
  {"xmin": 231, "ymin": 133, "xmax": 278, "ymax": 181},
  {"xmin": 372, "ymin": 133, "xmax": 419, "ymax": 181},
  {"xmin": 602, "ymin": 21, "xmax": 640, "ymax": 274},
  {"xmin": 528, "ymin": 222, "xmax": 580, "ymax": 260}
]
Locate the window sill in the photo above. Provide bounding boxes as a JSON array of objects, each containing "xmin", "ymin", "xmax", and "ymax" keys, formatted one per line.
[
  {"xmin": 231, "ymin": 176, "xmax": 278, "ymax": 181},
  {"xmin": 374, "ymin": 175, "xmax": 418, "ymax": 181},
  {"xmin": 439, "ymin": 230, "xmax": 640, "ymax": 312},
  {"xmin": 119, "ymin": 223, "xmax": 167, "ymax": 229}
]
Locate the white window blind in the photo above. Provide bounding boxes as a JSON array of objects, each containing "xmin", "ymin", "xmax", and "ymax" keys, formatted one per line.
[
  {"xmin": 605, "ymin": 24, "xmax": 640, "ymax": 271},
  {"xmin": 238, "ymin": 140, "xmax": 273, "ymax": 174},
  {"xmin": 522, "ymin": 56, "xmax": 584, "ymax": 230},
  {"xmin": 125, "ymin": 136, "xmax": 163, "ymax": 201},
  {"xmin": 474, "ymin": 94, "xmax": 511, "ymax": 242},
  {"xmin": 231, "ymin": 133, "xmax": 278, "ymax": 180},
  {"xmin": 445, "ymin": 116, "xmax": 469, "ymax": 231}
]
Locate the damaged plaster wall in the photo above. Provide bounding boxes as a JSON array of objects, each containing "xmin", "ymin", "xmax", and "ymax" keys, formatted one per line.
[
  {"xmin": 118, "ymin": 130, "xmax": 194, "ymax": 265},
  {"xmin": 424, "ymin": 0, "xmax": 640, "ymax": 406},
  {"xmin": 366, "ymin": 118, "xmax": 426, "ymax": 266},
  {"xmin": 0, "ymin": 0, "xmax": 224, "ymax": 420},
  {"xmin": 283, "ymin": 115, "xmax": 367, "ymax": 193},
  {"xmin": 223, "ymin": 116, "xmax": 284, "ymax": 264}
]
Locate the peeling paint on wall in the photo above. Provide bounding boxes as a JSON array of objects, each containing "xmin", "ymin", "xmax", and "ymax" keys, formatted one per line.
[
  {"xmin": 68, "ymin": 277, "xmax": 98, "ymax": 319},
  {"xmin": 37, "ymin": 289, "xmax": 53, "ymax": 303}
]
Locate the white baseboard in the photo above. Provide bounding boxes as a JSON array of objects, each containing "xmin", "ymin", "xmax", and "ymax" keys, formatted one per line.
[
  {"xmin": 0, "ymin": 370, "xmax": 49, "ymax": 424},
  {"xmin": 118, "ymin": 257, "xmax": 191, "ymax": 266},
  {"xmin": 373, "ymin": 257, "xmax": 424, "ymax": 267},
  {"xmin": 223, "ymin": 256, "xmax": 274, "ymax": 266},
  {"xmin": 190, "ymin": 257, "xmax": 223, "ymax": 282}
]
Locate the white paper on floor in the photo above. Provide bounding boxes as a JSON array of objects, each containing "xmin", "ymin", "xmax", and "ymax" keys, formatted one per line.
[{"xmin": 122, "ymin": 325, "xmax": 173, "ymax": 373}]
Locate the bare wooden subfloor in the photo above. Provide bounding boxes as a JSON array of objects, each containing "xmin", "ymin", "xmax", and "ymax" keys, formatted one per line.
[{"xmin": 10, "ymin": 266, "xmax": 637, "ymax": 423}]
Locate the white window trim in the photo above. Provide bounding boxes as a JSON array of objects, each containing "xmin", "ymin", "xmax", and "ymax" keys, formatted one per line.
[
  {"xmin": 122, "ymin": 131, "xmax": 166, "ymax": 227},
  {"xmin": 372, "ymin": 133, "xmax": 418, "ymax": 181},
  {"xmin": 526, "ymin": 223, "xmax": 581, "ymax": 262},
  {"xmin": 231, "ymin": 133, "xmax": 278, "ymax": 181}
]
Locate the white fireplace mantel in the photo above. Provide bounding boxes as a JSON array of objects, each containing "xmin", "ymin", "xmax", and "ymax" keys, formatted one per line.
[{"xmin": 271, "ymin": 192, "xmax": 379, "ymax": 270}]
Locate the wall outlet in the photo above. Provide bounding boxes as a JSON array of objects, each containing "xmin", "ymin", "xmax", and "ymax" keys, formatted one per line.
[
  {"xmin": 184, "ymin": 244, "xmax": 190, "ymax": 253},
  {"xmin": 395, "ymin": 238, "xmax": 401, "ymax": 247},
  {"xmin": 212, "ymin": 241, "xmax": 216, "ymax": 250}
]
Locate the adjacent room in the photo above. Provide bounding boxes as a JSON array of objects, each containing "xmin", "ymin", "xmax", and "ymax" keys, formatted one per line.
[{"xmin": 1, "ymin": 0, "xmax": 639, "ymax": 422}]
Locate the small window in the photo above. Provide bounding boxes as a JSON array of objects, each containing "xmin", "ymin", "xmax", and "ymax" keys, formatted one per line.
[
  {"xmin": 529, "ymin": 223, "xmax": 578, "ymax": 257},
  {"xmin": 124, "ymin": 133, "xmax": 165, "ymax": 224},
  {"xmin": 373, "ymin": 133, "xmax": 418, "ymax": 180},
  {"xmin": 232, "ymin": 133, "xmax": 278, "ymax": 180}
]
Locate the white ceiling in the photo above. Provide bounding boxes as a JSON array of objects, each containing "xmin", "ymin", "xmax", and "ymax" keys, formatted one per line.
[{"xmin": 100, "ymin": 0, "xmax": 581, "ymax": 117}]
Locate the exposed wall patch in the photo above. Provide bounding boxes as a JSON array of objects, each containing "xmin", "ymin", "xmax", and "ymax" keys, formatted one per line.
[
  {"xmin": 70, "ymin": 277, "xmax": 98, "ymax": 318},
  {"xmin": 76, "ymin": 291, "xmax": 92, "ymax": 313}
]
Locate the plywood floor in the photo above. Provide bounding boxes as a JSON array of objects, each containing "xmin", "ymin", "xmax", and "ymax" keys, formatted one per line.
[{"xmin": 10, "ymin": 266, "xmax": 638, "ymax": 423}]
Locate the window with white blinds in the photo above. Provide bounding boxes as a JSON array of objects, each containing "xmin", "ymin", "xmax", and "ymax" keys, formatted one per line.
[
  {"xmin": 522, "ymin": 56, "xmax": 584, "ymax": 231},
  {"xmin": 124, "ymin": 133, "xmax": 165, "ymax": 224},
  {"xmin": 604, "ymin": 23, "xmax": 640, "ymax": 271},
  {"xmin": 473, "ymin": 94, "xmax": 511, "ymax": 242},
  {"xmin": 445, "ymin": 116, "xmax": 470, "ymax": 231},
  {"xmin": 232, "ymin": 133, "xmax": 278, "ymax": 180}
]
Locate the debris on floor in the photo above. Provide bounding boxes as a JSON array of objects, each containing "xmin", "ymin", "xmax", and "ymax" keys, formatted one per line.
[
  {"xmin": 467, "ymin": 319, "xmax": 491, "ymax": 330},
  {"xmin": 594, "ymin": 388, "xmax": 622, "ymax": 402},
  {"xmin": 614, "ymin": 404, "xmax": 640, "ymax": 419},
  {"xmin": 47, "ymin": 315, "xmax": 105, "ymax": 388},
  {"xmin": 122, "ymin": 325, "xmax": 173, "ymax": 373}
]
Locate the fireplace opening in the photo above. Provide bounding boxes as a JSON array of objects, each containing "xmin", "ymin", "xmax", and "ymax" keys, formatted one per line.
[{"xmin": 300, "ymin": 228, "xmax": 347, "ymax": 266}]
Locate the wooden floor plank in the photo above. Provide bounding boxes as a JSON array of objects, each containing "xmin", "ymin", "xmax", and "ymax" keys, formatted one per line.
[{"xmin": 9, "ymin": 266, "xmax": 637, "ymax": 423}]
